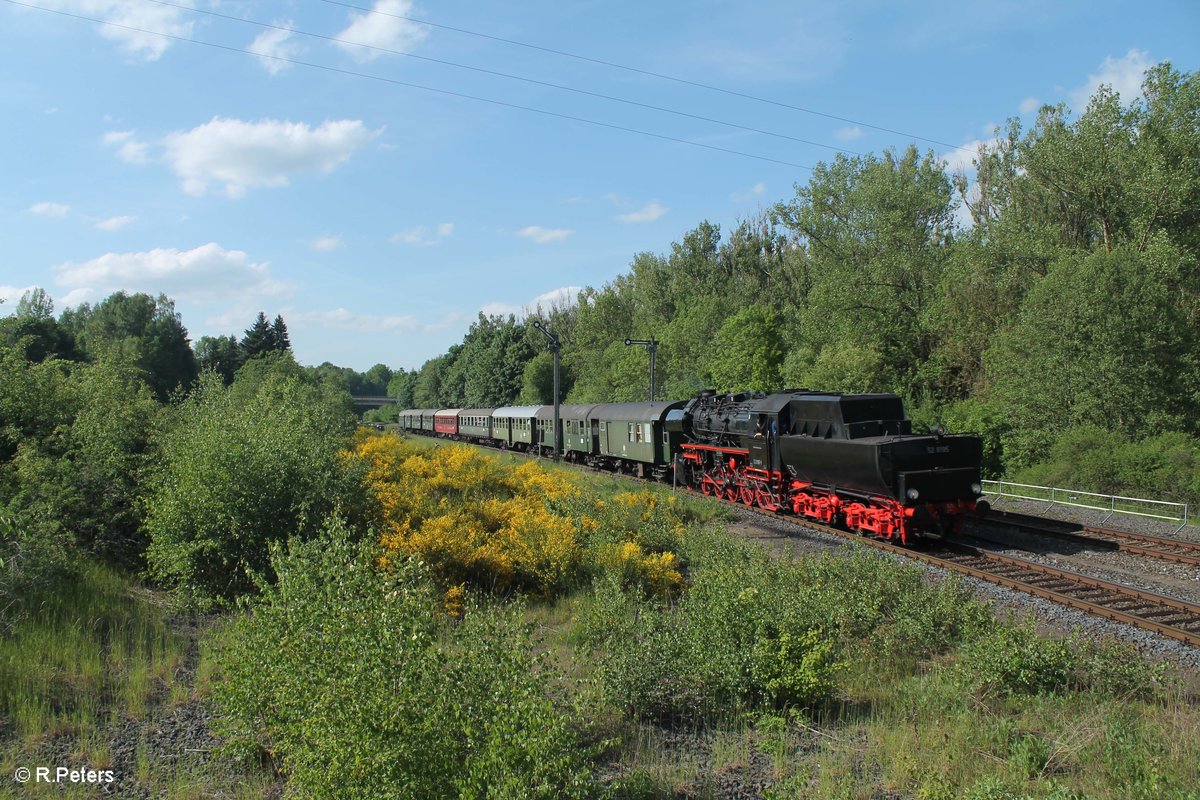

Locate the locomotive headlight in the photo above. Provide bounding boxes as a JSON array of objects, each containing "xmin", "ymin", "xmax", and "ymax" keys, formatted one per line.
[
  {"xmin": 970, "ymin": 482, "xmax": 982, "ymax": 495},
  {"xmin": 906, "ymin": 488, "xmax": 920, "ymax": 500}
]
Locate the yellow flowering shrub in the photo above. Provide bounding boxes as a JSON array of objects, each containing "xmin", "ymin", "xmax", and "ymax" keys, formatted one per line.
[
  {"xmin": 349, "ymin": 434, "xmax": 583, "ymax": 595},
  {"xmin": 598, "ymin": 540, "xmax": 683, "ymax": 599},
  {"xmin": 585, "ymin": 490, "xmax": 687, "ymax": 555},
  {"xmin": 349, "ymin": 433, "xmax": 693, "ymax": 600}
]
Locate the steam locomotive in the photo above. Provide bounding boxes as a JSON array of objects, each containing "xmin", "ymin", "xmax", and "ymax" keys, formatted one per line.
[{"xmin": 670, "ymin": 389, "xmax": 982, "ymax": 543}]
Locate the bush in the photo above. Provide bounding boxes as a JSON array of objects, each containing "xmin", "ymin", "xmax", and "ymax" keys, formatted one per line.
[
  {"xmin": 580, "ymin": 536, "xmax": 999, "ymax": 723},
  {"xmin": 215, "ymin": 516, "xmax": 594, "ymax": 799},
  {"xmin": 955, "ymin": 619, "xmax": 1166, "ymax": 700},
  {"xmin": 144, "ymin": 370, "xmax": 360, "ymax": 606},
  {"xmin": 579, "ymin": 560, "xmax": 841, "ymax": 723},
  {"xmin": 352, "ymin": 434, "xmax": 584, "ymax": 595}
]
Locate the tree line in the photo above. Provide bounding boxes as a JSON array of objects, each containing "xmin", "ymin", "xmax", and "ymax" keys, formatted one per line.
[{"xmin": 406, "ymin": 62, "xmax": 1200, "ymax": 504}]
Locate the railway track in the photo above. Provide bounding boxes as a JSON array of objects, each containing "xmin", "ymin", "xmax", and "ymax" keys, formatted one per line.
[
  {"xmin": 732, "ymin": 502, "xmax": 1200, "ymax": 648},
  {"xmin": 977, "ymin": 508, "xmax": 1200, "ymax": 567},
  {"xmin": 398, "ymin": 431, "xmax": 1200, "ymax": 648}
]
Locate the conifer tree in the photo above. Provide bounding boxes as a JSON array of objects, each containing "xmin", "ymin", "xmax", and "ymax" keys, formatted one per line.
[
  {"xmin": 240, "ymin": 312, "xmax": 273, "ymax": 359},
  {"xmin": 271, "ymin": 315, "xmax": 291, "ymax": 352}
]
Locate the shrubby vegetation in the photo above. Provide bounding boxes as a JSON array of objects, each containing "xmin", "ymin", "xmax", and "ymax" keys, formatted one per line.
[
  {"xmin": 144, "ymin": 359, "xmax": 360, "ymax": 607},
  {"xmin": 349, "ymin": 432, "xmax": 689, "ymax": 600},
  {"xmin": 216, "ymin": 516, "xmax": 594, "ymax": 800}
]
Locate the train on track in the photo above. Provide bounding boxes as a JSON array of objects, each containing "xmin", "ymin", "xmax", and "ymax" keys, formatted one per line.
[{"xmin": 397, "ymin": 389, "xmax": 983, "ymax": 545}]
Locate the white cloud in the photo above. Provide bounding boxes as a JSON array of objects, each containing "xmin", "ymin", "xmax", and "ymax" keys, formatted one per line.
[
  {"xmin": 53, "ymin": 242, "xmax": 290, "ymax": 304},
  {"xmin": 834, "ymin": 126, "xmax": 862, "ymax": 140},
  {"xmin": 940, "ymin": 138, "xmax": 996, "ymax": 175},
  {"xmin": 311, "ymin": 235, "xmax": 342, "ymax": 252},
  {"xmin": 250, "ymin": 24, "xmax": 302, "ymax": 74},
  {"xmin": 95, "ymin": 215, "xmax": 136, "ymax": 231},
  {"xmin": 616, "ymin": 201, "xmax": 668, "ymax": 224},
  {"xmin": 0, "ymin": 285, "xmax": 39, "ymax": 309},
  {"xmin": 1018, "ymin": 96, "xmax": 1041, "ymax": 114},
  {"xmin": 481, "ymin": 286, "xmax": 582, "ymax": 319},
  {"xmin": 1070, "ymin": 48, "xmax": 1151, "ymax": 110},
  {"xmin": 392, "ymin": 222, "xmax": 453, "ymax": 246},
  {"xmin": 288, "ymin": 307, "xmax": 459, "ymax": 335},
  {"xmin": 163, "ymin": 117, "xmax": 382, "ymax": 197},
  {"xmin": 36, "ymin": 0, "xmax": 194, "ymax": 61},
  {"xmin": 517, "ymin": 226, "xmax": 574, "ymax": 244},
  {"xmin": 334, "ymin": 0, "xmax": 429, "ymax": 61},
  {"xmin": 30, "ymin": 201, "xmax": 69, "ymax": 217},
  {"xmin": 103, "ymin": 130, "xmax": 149, "ymax": 164},
  {"xmin": 731, "ymin": 182, "xmax": 767, "ymax": 202}
]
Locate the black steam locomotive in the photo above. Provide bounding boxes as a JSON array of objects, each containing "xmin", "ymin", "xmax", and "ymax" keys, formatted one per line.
[{"xmin": 669, "ymin": 390, "xmax": 982, "ymax": 543}]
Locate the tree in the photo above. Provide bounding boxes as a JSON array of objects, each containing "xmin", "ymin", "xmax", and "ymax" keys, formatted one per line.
[
  {"xmin": 240, "ymin": 312, "xmax": 274, "ymax": 361},
  {"xmin": 194, "ymin": 334, "xmax": 242, "ymax": 385},
  {"xmin": 707, "ymin": 305, "xmax": 784, "ymax": 393},
  {"xmin": 0, "ymin": 288, "xmax": 78, "ymax": 363},
  {"xmin": 387, "ymin": 370, "xmax": 416, "ymax": 407},
  {"xmin": 64, "ymin": 292, "xmax": 197, "ymax": 401},
  {"xmin": 270, "ymin": 314, "xmax": 291, "ymax": 352},
  {"xmin": 361, "ymin": 363, "xmax": 393, "ymax": 396},
  {"xmin": 774, "ymin": 145, "xmax": 955, "ymax": 401}
]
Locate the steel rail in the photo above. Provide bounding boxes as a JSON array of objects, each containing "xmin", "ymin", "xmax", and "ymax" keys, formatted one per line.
[
  {"xmin": 980, "ymin": 509, "xmax": 1200, "ymax": 567},
  {"xmin": 733, "ymin": 503, "xmax": 1200, "ymax": 648}
]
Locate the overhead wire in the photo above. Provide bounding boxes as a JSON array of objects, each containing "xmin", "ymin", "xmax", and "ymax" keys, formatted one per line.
[
  {"xmin": 317, "ymin": 0, "xmax": 975, "ymax": 155},
  {"xmin": 3, "ymin": 0, "xmax": 814, "ymax": 171},
  {"xmin": 138, "ymin": 0, "xmax": 863, "ymax": 158}
]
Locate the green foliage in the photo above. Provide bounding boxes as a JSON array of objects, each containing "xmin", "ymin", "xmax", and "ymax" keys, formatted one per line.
[
  {"xmin": 215, "ymin": 517, "xmax": 594, "ymax": 799},
  {"xmin": 955, "ymin": 619, "xmax": 1166, "ymax": 699},
  {"xmin": 1, "ymin": 345, "xmax": 160, "ymax": 569},
  {"xmin": 519, "ymin": 349, "xmax": 574, "ymax": 404},
  {"xmin": 774, "ymin": 145, "xmax": 954, "ymax": 400},
  {"xmin": 238, "ymin": 311, "xmax": 274, "ymax": 360},
  {"xmin": 386, "ymin": 369, "xmax": 416, "ymax": 407},
  {"xmin": 751, "ymin": 628, "xmax": 839, "ymax": 708},
  {"xmin": 143, "ymin": 367, "xmax": 360, "ymax": 606},
  {"xmin": 1015, "ymin": 426, "xmax": 1200, "ymax": 507},
  {"xmin": 781, "ymin": 341, "xmax": 885, "ymax": 394},
  {"xmin": 708, "ymin": 305, "xmax": 784, "ymax": 392},
  {"xmin": 0, "ymin": 288, "xmax": 79, "ymax": 363},
  {"xmin": 61, "ymin": 291, "xmax": 197, "ymax": 401},
  {"xmin": 194, "ymin": 334, "xmax": 242, "ymax": 385}
]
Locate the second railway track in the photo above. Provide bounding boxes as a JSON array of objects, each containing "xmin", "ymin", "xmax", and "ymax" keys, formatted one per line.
[
  {"xmin": 976, "ymin": 508, "xmax": 1200, "ymax": 567},
  {"xmin": 733, "ymin": 500, "xmax": 1200, "ymax": 648}
]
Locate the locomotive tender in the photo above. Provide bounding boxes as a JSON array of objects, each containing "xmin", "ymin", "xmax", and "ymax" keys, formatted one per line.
[{"xmin": 398, "ymin": 389, "xmax": 982, "ymax": 544}]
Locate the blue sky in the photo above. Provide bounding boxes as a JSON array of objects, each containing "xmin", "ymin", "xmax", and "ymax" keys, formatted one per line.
[{"xmin": 2, "ymin": 0, "xmax": 1196, "ymax": 372}]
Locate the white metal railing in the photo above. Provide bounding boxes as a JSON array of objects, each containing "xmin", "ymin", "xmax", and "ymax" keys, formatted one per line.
[{"xmin": 982, "ymin": 480, "xmax": 1189, "ymax": 532}]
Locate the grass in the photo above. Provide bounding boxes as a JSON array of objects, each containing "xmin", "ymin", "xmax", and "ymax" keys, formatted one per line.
[
  {"xmin": 0, "ymin": 562, "xmax": 275, "ymax": 798},
  {"xmin": 0, "ymin": 562, "xmax": 185, "ymax": 738}
]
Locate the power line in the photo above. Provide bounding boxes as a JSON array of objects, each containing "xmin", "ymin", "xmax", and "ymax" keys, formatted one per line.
[
  {"xmin": 138, "ymin": 0, "xmax": 861, "ymax": 158},
  {"xmin": 5, "ymin": 0, "xmax": 814, "ymax": 171},
  {"xmin": 318, "ymin": 0, "xmax": 975, "ymax": 155}
]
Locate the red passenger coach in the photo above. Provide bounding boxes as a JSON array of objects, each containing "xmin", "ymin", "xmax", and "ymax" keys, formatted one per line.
[{"xmin": 433, "ymin": 408, "xmax": 461, "ymax": 436}]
